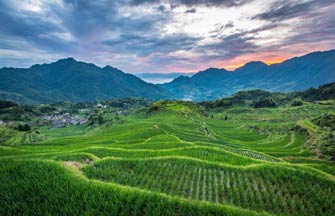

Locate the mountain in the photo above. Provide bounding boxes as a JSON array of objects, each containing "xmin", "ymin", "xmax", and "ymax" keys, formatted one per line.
[
  {"xmin": 161, "ymin": 50, "xmax": 335, "ymax": 101},
  {"xmin": 1, "ymin": 50, "xmax": 334, "ymax": 104},
  {"xmin": 200, "ymin": 82, "xmax": 335, "ymax": 109},
  {"xmin": 0, "ymin": 58, "xmax": 172, "ymax": 104}
]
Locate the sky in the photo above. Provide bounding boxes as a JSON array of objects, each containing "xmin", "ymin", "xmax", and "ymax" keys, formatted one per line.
[{"xmin": 0, "ymin": 0, "xmax": 334, "ymax": 73}]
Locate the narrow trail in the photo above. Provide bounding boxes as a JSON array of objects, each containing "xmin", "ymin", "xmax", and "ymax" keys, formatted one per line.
[
  {"xmin": 284, "ymin": 133, "xmax": 295, "ymax": 147},
  {"xmin": 297, "ymin": 121, "xmax": 318, "ymax": 150}
]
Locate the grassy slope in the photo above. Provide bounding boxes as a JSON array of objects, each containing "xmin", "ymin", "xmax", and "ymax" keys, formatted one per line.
[
  {"xmin": 1, "ymin": 101, "xmax": 335, "ymax": 215},
  {"xmin": 1, "ymin": 159, "xmax": 263, "ymax": 216}
]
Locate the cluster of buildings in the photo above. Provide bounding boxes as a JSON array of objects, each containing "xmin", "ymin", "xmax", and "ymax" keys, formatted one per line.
[
  {"xmin": 42, "ymin": 113, "xmax": 88, "ymax": 128},
  {"xmin": 0, "ymin": 120, "xmax": 20, "ymax": 128}
]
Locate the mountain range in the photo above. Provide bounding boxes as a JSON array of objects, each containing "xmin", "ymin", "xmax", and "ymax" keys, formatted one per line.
[
  {"xmin": 0, "ymin": 50, "xmax": 334, "ymax": 103},
  {"xmin": 0, "ymin": 58, "xmax": 171, "ymax": 104},
  {"xmin": 161, "ymin": 49, "xmax": 335, "ymax": 101}
]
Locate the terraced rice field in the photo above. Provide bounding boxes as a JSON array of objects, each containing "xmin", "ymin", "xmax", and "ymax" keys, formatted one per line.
[{"xmin": 1, "ymin": 102, "xmax": 334, "ymax": 215}]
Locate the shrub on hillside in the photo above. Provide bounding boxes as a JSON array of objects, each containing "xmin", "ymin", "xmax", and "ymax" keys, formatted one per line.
[
  {"xmin": 291, "ymin": 99, "xmax": 303, "ymax": 107},
  {"xmin": 312, "ymin": 113, "xmax": 335, "ymax": 130},
  {"xmin": 14, "ymin": 124, "xmax": 31, "ymax": 132},
  {"xmin": 0, "ymin": 100, "xmax": 18, "ymax": 110},
  {"xmin": 212, "ymin": 99, "xmax": 233, "ymax": 108},
  {"xmin": 319, "ymin": 132, "xmax": 335, "ymax": 161},
  {"xmin": 252, "ymin": 98, "xmax": 277, "ymax": 108},
  {"xmin": 88, "ymin": 113, "xmax": 104, "ymax": 125}
]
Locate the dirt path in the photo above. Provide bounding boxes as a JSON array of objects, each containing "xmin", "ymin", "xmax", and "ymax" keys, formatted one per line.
[
  {"xmin": 284, "ymin": 133, "xmax": 295, "ymax": 147},
  {"xmin": 297, "ymin": 121, "xmax": 318, "ymax": 150},
  {"xmin": 63, "ymin": 161, "xmax": 82, "ymax": 169}
]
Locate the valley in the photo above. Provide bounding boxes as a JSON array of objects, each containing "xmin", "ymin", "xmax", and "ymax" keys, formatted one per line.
[
  {"xmin": 1, "ymin": 86, "xmax": 334, "ymax": 215},
  {"xmin": 1, "ymin": 1, "xmax": 334, "ymax": 215}
]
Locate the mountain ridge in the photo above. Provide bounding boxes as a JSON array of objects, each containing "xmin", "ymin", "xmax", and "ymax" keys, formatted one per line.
[
  {"xmin": 0, "ymin": 58, "xmax": 172, "ymax": 104},
  {"xmin": 1, "ymin": 50, "xmax": 334, "ymax": 103},
  {"xmin": 161, "ymin": 49, "xmax": 335, "ymax": 101}
]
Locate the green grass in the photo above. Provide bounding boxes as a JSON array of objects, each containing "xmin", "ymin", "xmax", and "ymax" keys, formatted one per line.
[
  {"xmin": 1, "ymin": 101, "xmax": 335, "ymax": 215},
  {"xmin": 1, "ymin": 159, "xmax": 262, "ymax": 216},
  {"xmin": 84, "ymin": 157, "xmax": 335, "ymax": 215}
]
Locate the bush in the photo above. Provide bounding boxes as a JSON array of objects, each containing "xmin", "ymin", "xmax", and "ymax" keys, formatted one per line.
[
  {"xmin": 319, "ymin": 133, "xmax": 335, "ymax": 161},
  {"xmin": 88, "ymin": 113, "xmax": 104, "ymax": 125},
  {"xmin": 252, "ymin": 98, "xmax": 277, "ymax": 108},
  {"xmin": 0, "ymin": 100, "xmax": 18, "ymax": 110},
  {"xmin": 211, "ymin": 99, "xmax": 233, "ymax": 108},
  {"xmin": 312, "ymin": 113, "xmax": 335, "ymax": 130},
  {"xmin": 38, "ymin": 105, "xmax": 57, "ymax": 113},
  {"xmin": 14, "ymin": 124, "xmax": 31, "ymax": 131},
  {"xmin": 148, "ymin": 103, "xmax": 161, "ymax": 113},
  {"xmin": 291, "ymin": 99, "xmax": 303, "ymax": 107}
]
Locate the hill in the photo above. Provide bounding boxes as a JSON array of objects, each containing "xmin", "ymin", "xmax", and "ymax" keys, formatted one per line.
[
  {"xmin": 161, "ymin": 50, "xmax": 335, "ymax": 101},
  {"xmin": 1, "ymin": 95, "xmax": 335, "ymax": 215},
  {"xmin": 0, "ymin": 58, "xmax": 172, "ymax": 104},
  {"xmin": 200, "ymin": 82, "xmax": 335, "ymax": 108}
]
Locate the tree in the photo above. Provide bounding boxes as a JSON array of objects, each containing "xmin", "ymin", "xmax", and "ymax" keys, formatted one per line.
[
  {"xmin": 253, "ymin": 98, "xmax": 277, "ymax": 108},
  {"xmin": 15, "ymin": 124, "xmax": 31, "ymax": 131},
  {"xmin": 88, "ymin": 112, "xmax": 104, "ymax": 125},
  {"xmin": 291, "ymin": 99, "xmax": 303, "ymax": 107},
  {"xmin": 0, "ymin": 100, "xmax": 18, "ymax": 110},
  {"xmin": 319, "ymin": 133, "xmax": 335, "ymax": 161}
]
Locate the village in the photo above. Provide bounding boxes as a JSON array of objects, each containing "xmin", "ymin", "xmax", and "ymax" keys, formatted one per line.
[
  {"xmin": 42, "ymin": 113, "xmax": 88, "ymax": 128},
  {"xmin": 0, "ymin": 99, "xmax": 149, "ymax": 131}
]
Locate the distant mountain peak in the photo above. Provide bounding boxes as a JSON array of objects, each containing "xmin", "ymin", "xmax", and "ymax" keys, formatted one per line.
[
  {"xmin": 103, "ymin": 65, "xmax": 119, "ymax": 71},
  {"xmin": 203, "ymin": 67, "xmax": 227, "ymax": 72},
  {"xmin": 243, "ymin": 61, "xmax": 267, "ymax": 67},
  {"xmin": 56, "ymin": 57, "xmax": 77, "ymax": 63},
  {"xmin": 193, "ymin": 67, "xmax": 229, "ymax": 78},
  {"xmin": 174, "ymin": 75, "xmax": 189, "ymax": 81},
  {"xmin": 197, "ymin": 67, "xmax": 225, "ymax": 74},
  {"xmin": 236, "ymin": 61, "xmax": 268, "ymax": 71}
]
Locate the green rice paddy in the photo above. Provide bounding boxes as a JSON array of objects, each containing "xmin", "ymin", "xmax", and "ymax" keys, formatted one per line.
[{"xmin": 1, "ymin": 101, "xmax": 334, "ymax": 215}]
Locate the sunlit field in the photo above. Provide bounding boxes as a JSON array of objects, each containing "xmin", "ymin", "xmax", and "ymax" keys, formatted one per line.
[{"xmin": 1, "ymin": 100, "xmax": 334, "ymax": 215}]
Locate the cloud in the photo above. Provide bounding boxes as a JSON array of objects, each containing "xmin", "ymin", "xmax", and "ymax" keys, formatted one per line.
[
  {"xmin": 129, "ymin": 0, "xmax": 246, "ymax": 7},
  {"xmin": 185, "ymin": 8, "xmax": 196, "ymax": 13},
  {"xmin": 155, "ymin": 5, "xmax": 166, "ymax": 12},
  {"xmin": 0, "ymin": 0, "xmax": 334, "ymax": 73},
  {"xmin": 253, "ymin": 0, "xmax": 334, "ymax": 21},
  {"xmin": 0, "ymin": 1, "xmax": 77, "ymax": 53},
  {"xmin": 103, "ymin": 33, "xmax": 200, "ymax": 57}
]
